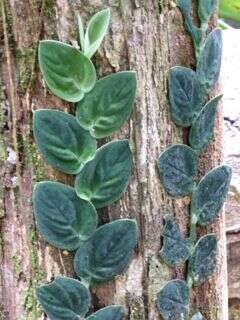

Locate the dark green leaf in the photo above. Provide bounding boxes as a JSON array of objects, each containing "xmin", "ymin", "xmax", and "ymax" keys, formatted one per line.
[
  {"xmin": 192, "ymin": 312, "xmax": 204, "ymax": 320},
  {"xmin": 75, "ymin": 140, "xmax": 133, "ymax": 208},
  {"xmin": 156, "ymin": 279, "xmax": 189, "ymax": 320},
  {"xmin": 188, "ymin": 234, "xmax": 217, "ymax": 284},
  {"xmin": 76, "ymin": 71, "xmax": 136, "ymax": 138},
  {"xmin": 74, "ymin": 219, "xmax": 138, "ymax": 284},
  {"xmin": 157, "ymin": 144, "xmax": 198, "ymax": 197},
  {"xmin": 39, "ymin": 40, "xmax": 96, "ymax": 102},
  {"xmin": 198, "ymin": 0, "xmax": 217, "ymax": 23},
  {"xmin": 191, "ymin": 165, "xmax": 232, "ymax": 225},
  {"xmin": 160, "ymin": 215, "xmax": 190, "ymax": 267},
  {"xmin": 86, "ymin": 306, "xmax": 125, "ymax": 320},
  {"xmin": 37, "ymin": 276, "xmax": 91, "ymax": 320},
  {"xmin": 33, "ymin": 109, "xmax": 96, "ymax": 174},
  {"xmin": 168, "ymin": 66, "xmax": 204, "ymax": 127},
  {"xmin": 33, "ymin": 181, "xmax": 98, "ymax": 250},
  {"xmin": 189, "ymin": 95, "xmax": 222, "ymax": 152}
]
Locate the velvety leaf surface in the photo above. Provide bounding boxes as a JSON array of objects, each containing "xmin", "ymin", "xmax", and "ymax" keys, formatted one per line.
[
  {"xmin": 188, "ymin": 234, "xmax": 217, "ymax": 284},
  {"xmin": 38, "ymin": 40, "xmax": 96, "ymax": 102},
  {"xmin": 76, "ymin": 71, "xmax": 136, "ymax": 138},
  {"xmin": 33, "ymin": 109, "xmax": 96, "ymax": 174},
  {"xmin": 198, "ymin": 0, "xmax": 217, "ymax": 23},
  {"xmin": 33, "ymin": 181, "xmax": 98, "ymax": 250},
  {"xmin": 37, "ymin": 276, "xmax": 91, "ymax": 320},
  {"xmin": 169, "ymin": 66, "xmax": 204, "ymax": 127},
  {"xmin": 75, "ymin": 140, "xmax": 132, "ymax": 208},
  {"xmin": 156, "ymin": 279, "xmax": 189, "ymax": 320},
  {"xmin": 74, "ymin": 219, "xmax": 138, "ymax": 284},
  {"xmin": 157, "ymin": 144, "xmax": 198, "ymax": 197},
  {"xmin": 160, "ymin": 215, "xmax": 190, "ymax": 267},
  {"xmin": 191, "ymin": 165, "xmax": 232, "ymax": 225},
  {"xmin": 86, "ymin": 306, "xmax": 125, "ymax": 320},
  {"xmin": 189, "ymin": 95, "xmax": 222, "ymax": 152},
  {"xmin": 192, "ymin": 312, "xmax": 204, "ymax": 320}
]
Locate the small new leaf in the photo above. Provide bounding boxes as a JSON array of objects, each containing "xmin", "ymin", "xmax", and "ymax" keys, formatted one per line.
[
  {"xmin": 33, "ymin": 110, "xmax": 96, "ymax": 174},
  {"xmin": 78, "ymin": 14, "xmax": 85, "ymax": 51},
  {"xmin": 74, "ymin": 219, "xmax": 138, "ymax": 284},
  {"xmin": 157, "ymin": 144, "xmax": 198, "ymax": 197},
  {"xmin": 198, "ymin": 0, "xmax": 217, "ymax": 23},
  {"xmin": 192, "ymin": 312, "xmax": 204, "ymax": 320},
  {"xmin": 37, "ymin": 276, "xmax": 91, "ymax": 320},
  {"xmin": 86, "ymin": 306, "xmax": 125, "ymax": 320},
  {"xmin": 76, "ymin": 71, "xmax": 137, "ymax": 138}
]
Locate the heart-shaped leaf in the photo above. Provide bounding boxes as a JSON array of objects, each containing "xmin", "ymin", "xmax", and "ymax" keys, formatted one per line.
[
  {"xmin": 168, "ymin": 66, "xmax": 204, "ymax": 127},
  {"xmin": 157, "ymin": 144, "xmax": 198, "ymax": 197},
  {"xmin": 86, "ymin": 306, "xmax": 125, "ymax": 320},
  {"xmin": 196, "ymin": 29, "xmax": 222, "ymax": 95},
  {"xmin": 192, "ymin": 312, "xmax": 204, "ymax": 320},
  {"xmin": 160, "ymin": 215, "xmax": 190, "ymax": 267},
  {"xmin": 33, "ymin": 181, "xmax": 98, "ymax": 250},
  {"xmin": 33, "ymin": 109, "xmax": 96, "ymax": 174},
  {"xmin": 76, "ymin": 71, "xmax": 137, "ymax": 138},
  {"xmin": 39, "ymin": 40, "xmax": 96, "ymax": 102},
  {"xmin": 188, "ymin": 234, "xmax": 217, "ymax": 285},
  {"xmin": 74, "ymin": 219, "xmax": 138, "ymax": 284},
  {"xmin": 156, "ymin": 279, "xmax": 189, "ymax": 320},
  {"xmin": 189, "ymin": 95, "xmax": 222, "ymax": 152},
  {"xmin": 37, "ymin": 276, "xmax": 91, "ymax": 320},
  {"xmin": 84, "ymin": 8, "xmax": 111, "ymax": 58},
  {"xmin": 75, "ymin": 140, "xmax": 133, "ymax": 208},
  {"xmin": 191, "ymin": 165, "xmax": 232, "ymax": 225},
  {"xmin": 198, "ymin": 0, "xmax": 217, "ymax": 23}
]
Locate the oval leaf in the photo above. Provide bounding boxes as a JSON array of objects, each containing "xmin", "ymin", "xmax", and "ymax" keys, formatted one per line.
[
  {"xmin": 37, "ymin": 276, "xmax": 91, "ymax": 320},
  {"xmin": 157, "ymin": 144, "xmax": 198, "ymax": 197},
  {"xmin": 156, "ymin": 279, "xmax": 189, "ymax": 320},
  {"xmin": 188, "ymin": 234, "xmax": 217, "ymax": 285},
  {"xmin": 39, "ymin": 40, "xmax": 96, "ymax": 102},
  {"xmin": 33, "ymin": 109, "xmax": 96, "ymax": 174},
  {"xmin": 84, "ymin": 8, "xmax": 111, "ymax": 58},
  {"xmin": 76, "ymin": 71, "xmax": 137, "ymax": 138},
  {"xmin": 169, "ymin": 66, "xmax": 204, "ymax": 127},
  {"xmin": 192, "ymin": 312, "xmax": 204, "ymax": 320},
  {"xmin": 86, "ymin": 306, "xmax": 125, "ymax": 320},
  {"xmin": 189, "ymin": 95, "xmax": 222, "ymax": 152},
  {"xmin": 75, "ymin": 140, "xmax": 133, "ymax": 208},
  {"xmin": 198, "ymin": 0, "xmax": 217, "ymax": 23},
  {"xmin": 74, "ymin": 219, "xmax": 138, "ymax": 284},
  {"xmin": 33, "ymin": 181, "xmax": 98, "ymax": 250},
  {"xmin": 191, "ymin": 165, "xmax": 232, "ymax": 225}
]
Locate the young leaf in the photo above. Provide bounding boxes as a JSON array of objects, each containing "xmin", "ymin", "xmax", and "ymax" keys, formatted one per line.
[
  {"xmin": 198, "ymin": 0, "xmax": 217, "ymax": 23},
  {"xmin": 37, "ymin": 276, "xmax": 91, "ymax": 320},
  {"xmin": 76, "ymin": 71, "xmax": 137, "ymax": 138},
  {"xmin": 84, "ymin": 8, "xmax": 111, "ymax": 58},
  {"xmin": 189, "ymin": 95, "xmax": 222, "ymax": 152},
  {"xmin": 157, "ymin": 144, "xmax": 198, "ymax": 197},
  {"xmin": 78, "ymin": 14, "xmax": 85, "ymax": 51},
  {"xmin": 75, "ymin": 140, "xmax": 133, "ymax": 208},
  {"xmin": 160, "ymin": 215, "xmax": 190, "ymax": 267},
  {"xmin": 33, "ymin": 181, "xmax": 98, "ymax": 250},
  {"xmin": 86, "ymin": 305, "xmax": 125, "ymax": 320},
  {"xmin": 33, "ymin": 109, "xmax": 96, "ymax": 174},
  {"xmin": 188, "ymin": 234, "xmax": 217, "ymax": 285},
  {"xmin": 168, "ymin": 66, "xmax": 204, "ymax": 127},
  {"xmin": 39, "ymin": 40, "xmax": 96, "ymax": 102},
  {"xmin": 156, "ymin": 279, "xmax": 189, "ymax": 320},
  {"xmin": 192, "ymin": 312, "xmax": 204, "ymax": 320},
  {"xmin": 191, "ymin": 165, "xmax": 232, "ymax": 225},
  {"xmin": 74, "ymin": 219, "xmax": 138, "ymax": 284}
]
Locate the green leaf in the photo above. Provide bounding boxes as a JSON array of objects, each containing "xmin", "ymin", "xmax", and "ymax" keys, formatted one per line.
[
  {"xmin": 74, "ymin": 219, "xmax": 138, "ymax": 284},
  {"xmin": 84, "ymin": 8, "xmax": 111, "ymax": 58},
  {"xmin": 78, "ymin": 14, "xmax": 85, "ymax": 51},
  {"xmin": 189, "ymin": 95, "xmax": 222, "ymax": 152},
  {"xmin": 156, "ymin": 279, "xmax": 189, "ymax": 320},
  {"xmin": 191, "ymin": 165, "xmax": 232, "ymax": 225},
  {"xmin": 76, "ymin": 71, "xmax": 137, "ymax": 138},
  {"xmin": 86, "ymin": 306, "xmax": 125, "ymax": 320},
  {"xmin": 38, "ymin": 40, "xmax": 96, "ymax": 102},
  {"xmin": 168, "ymin": 66, "xmax": 204, "ymax": 127},
  {"xmin": 37, "ymin": 276, "xmax": 91, "ymax": 320},
  {"xmin": 192, "ymin": 312, "xmax": 204, "ymax": 320},
  {"xmin": 160, "ymin": 215, "xmax": 190, "ymax": 267},
  {"xmin": 33, "ymin": 181, "xmax": 98, "ymax": 250},
  {"xmin": 198, "ymin": 0, "xmax": 217, "ymax": 23},
  {"xmin": 33, "ymin": 109, "xmax": 96, "ymax": 174},
  {"xmin": 196, "ymin": 29, "xmax": 222, "ymax": 95},
  {"xmin": 219, "ymin": 0, "xmax": 240, "ymax": 22},
  {"xmin": 157, "ymin": 144, "xmax": 198, "ymax": 197},
  {"xmin": 188, "ymin": 234, "xmax": 217, "ymax": 285},
  {"xmin": 75, "ymin": 140, "xmax": 133, "ymax": 208}
]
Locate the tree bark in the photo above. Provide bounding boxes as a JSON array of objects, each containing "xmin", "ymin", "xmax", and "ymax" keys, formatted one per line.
[{"xmin": 0, "ymin": 0, "xmax": 227, "ymax": 319}]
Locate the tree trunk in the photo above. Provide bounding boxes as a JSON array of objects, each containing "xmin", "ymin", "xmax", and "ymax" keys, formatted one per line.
[{"xmin": 0, "ymin": 0, "xmax": 227, "ymax": 319}]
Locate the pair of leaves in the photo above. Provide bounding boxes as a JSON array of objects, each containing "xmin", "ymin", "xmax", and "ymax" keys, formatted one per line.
[{"xmin": 198, "ymin": 0, "xmax": 218, "ymax": 24}]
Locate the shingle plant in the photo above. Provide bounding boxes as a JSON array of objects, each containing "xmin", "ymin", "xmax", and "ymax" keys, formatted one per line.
[
  {"xmin": 156, "ymin": 1, "xmax": 232, "ymax": 319},
  {"xmin": 32, "ymin": 8, "xmax": 138, "ymax": 320}
]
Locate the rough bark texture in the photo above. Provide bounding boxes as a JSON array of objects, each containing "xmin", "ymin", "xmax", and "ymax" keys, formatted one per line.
[{"xmin": 0, "ymin": 0, "xmax": 227, "ymax": 319}]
